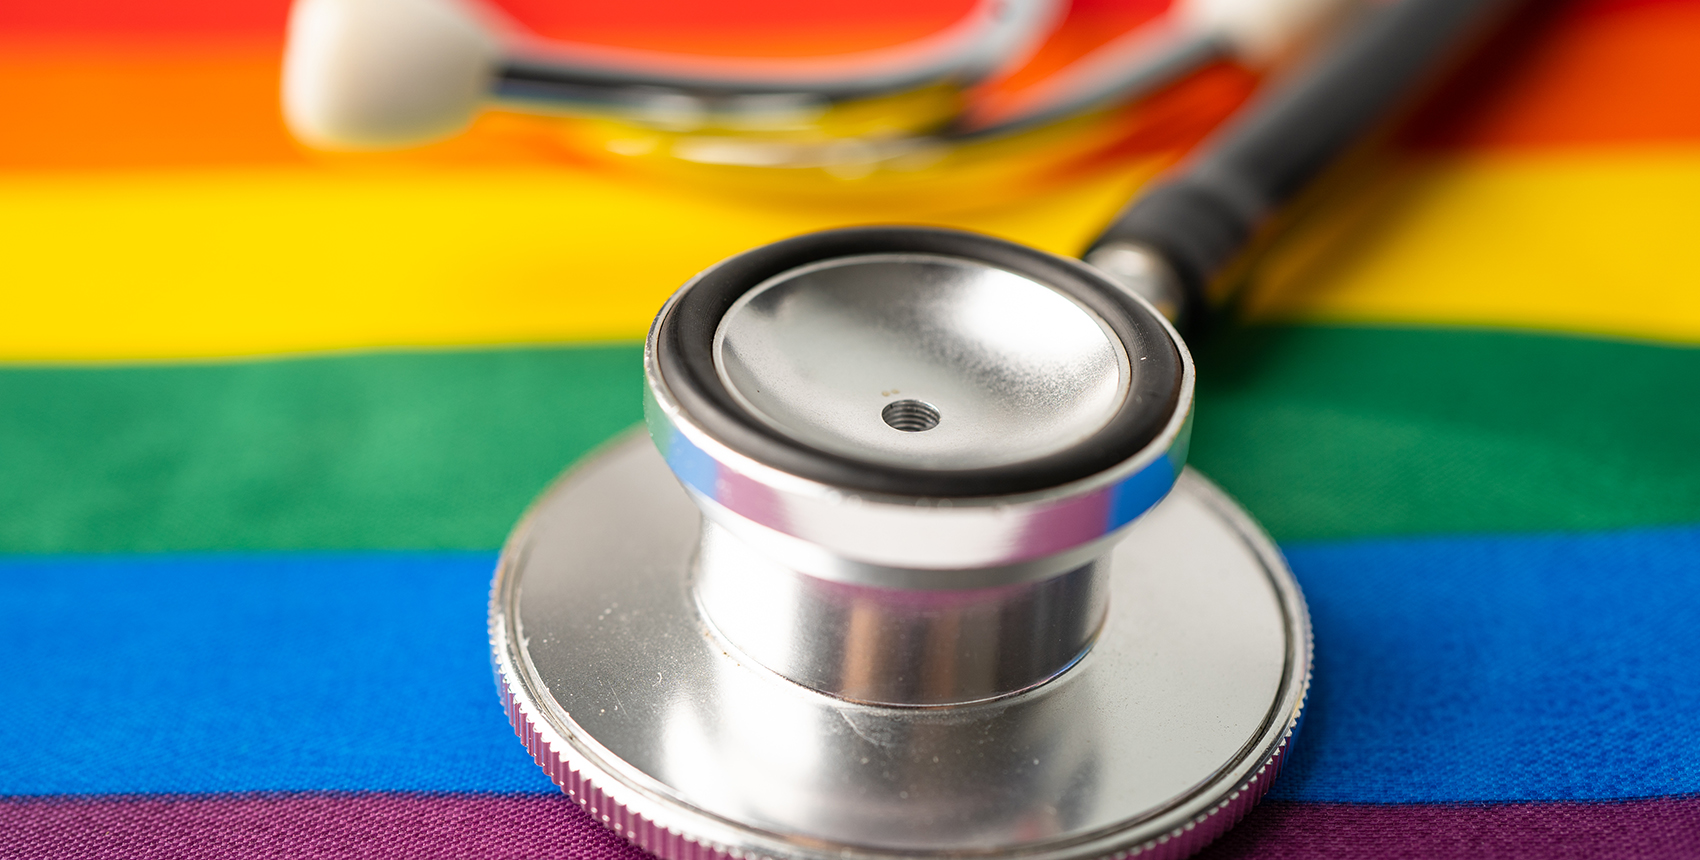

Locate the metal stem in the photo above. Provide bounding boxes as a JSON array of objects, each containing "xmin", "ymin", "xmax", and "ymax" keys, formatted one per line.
[{"xmin": 694, "ymin": 520, "xmax": 1109, "ymax": 707}]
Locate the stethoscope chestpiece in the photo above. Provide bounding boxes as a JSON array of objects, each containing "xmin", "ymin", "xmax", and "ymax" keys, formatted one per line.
[{"xmin": 492, "ymin": 226, "xmax": 1310, "ymax": 860}]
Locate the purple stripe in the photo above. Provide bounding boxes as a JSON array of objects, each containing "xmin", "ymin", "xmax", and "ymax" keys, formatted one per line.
[
  {"xmin": 1201, "ymin": 799, "xmax": 1700, "ymax": 860},
  {"xmin": 0, "ymin": 793, "xmax": 646, "ymax": 860},
  {"xmin": 1, "ymin": 794, "xmax": 1695, "ymax": 859}
]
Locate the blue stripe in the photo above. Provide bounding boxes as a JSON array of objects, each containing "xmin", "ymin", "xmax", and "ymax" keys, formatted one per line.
[
  {"xmin": 1, "ymin": 526, "xmax": 1697, "ymax": 800},
  {"xmin": 1273, "ymin": 525, "xmax": 1700, "ymax": 803},
  {"xmin": 0, "ymin": 552, "xmax": 554, "ymax": 795}
]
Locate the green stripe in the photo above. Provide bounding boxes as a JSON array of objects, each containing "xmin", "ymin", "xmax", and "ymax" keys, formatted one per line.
[
  {"xmin": 0, "ymin": 326, "xmax": 1695, "ymax": 553},
  {"xmin": 1189, "ymin": 325, "xmax": 1700, "ymax": 540},
  {"xmin": 0, "ymin": 347, "xmax": 644, "ymax": 553}
]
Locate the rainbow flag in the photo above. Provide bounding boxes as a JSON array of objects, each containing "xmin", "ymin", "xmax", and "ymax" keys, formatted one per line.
[{"xmin": 2, "ymin": 0, "xmax": 1698, "ymax": 856}]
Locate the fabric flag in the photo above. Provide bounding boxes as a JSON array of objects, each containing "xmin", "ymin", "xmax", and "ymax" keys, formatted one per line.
[{"xmin": 1, "ymin": 0, "xmax": 1697, "ymax": 857}]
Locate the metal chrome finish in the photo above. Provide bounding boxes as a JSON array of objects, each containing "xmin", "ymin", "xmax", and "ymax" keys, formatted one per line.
[
  {"xmin": 695, "ymin": 519, "xmax": 1109, "ymax": 706},
  {"xmin": 492, "ymin": 434, "xmax": 1311, "ymax": 860},
  {"xmin": 645, "ymin": 248, "xmax": 1194, "ymax": 589},
  {"xmin": 714, "ymin": 254, "xmax": 1131, "ymax": 471},
  {"xmin": 1083, "ymin": 241, "xmax": 1186, "ymax": 323},
  {"xmin": 953, "ymin": 28, "xmax": 1225, "ymax": 139},
  {"xmin": 491, "ymin": 0, "xmax": 1058, "ymax": 124},
  {"xmin": 497, "ymin": 228, "xmax": 1309, "ymax": 859}
]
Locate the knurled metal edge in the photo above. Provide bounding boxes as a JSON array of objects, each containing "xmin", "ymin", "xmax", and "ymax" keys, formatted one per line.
[
  {"xmin": 486, "ymin": 460, "xmax": 1313, "ymax": 860},
  {"xmin": 493, "ymin": 653, "xmax": 746, "ymax": 860},
  {"xmin": 486, "ymin": 430, "xmax": 770, "ymax": 860},
  {"xmin": 1112, "ymin": 473, "xmax": 1315, "ymax": 860},
  {"xmin": 489, "ymin": 582, "xmax": 1310, "ymax": 860},
  {"xmin": 1103, "ymin": 627, "xmax": 1312, "ymax": 860}
]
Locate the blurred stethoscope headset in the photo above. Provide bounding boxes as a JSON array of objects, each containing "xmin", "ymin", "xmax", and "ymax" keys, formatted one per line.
[
  {"xmin": 281, "ymin": 0, "xmax": 1357, "ymax": 172},
  {"xmin": 281, "ymin": 2, "xmax": 1526, "ymax": 859}
]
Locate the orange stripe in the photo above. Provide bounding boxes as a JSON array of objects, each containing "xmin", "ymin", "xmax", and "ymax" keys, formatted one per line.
[
  {"xmin": 0, "ymin": 42, "xmax": 302, "ymax": 169},
  {"xmin": 1, "ymin": 0, "xmax": 1695, "ymax": 172},
  {"xmin": 0, "ymin": 41, "xmax": 608, "ymax": 169},
  {"xmin": 1411, "ymin": 0, "xmax": 1700, "ymax": 149}
]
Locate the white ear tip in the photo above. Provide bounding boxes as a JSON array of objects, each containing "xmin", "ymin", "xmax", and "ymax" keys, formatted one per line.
[{"xmin": 282, "ymin": 0, "xmax": 499, "ymax": 149}]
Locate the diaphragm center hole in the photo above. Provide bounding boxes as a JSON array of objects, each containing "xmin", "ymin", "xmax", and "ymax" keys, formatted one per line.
[{"xmin": 882, "ymin": 399, "xmax": 940, "ymax": 433}]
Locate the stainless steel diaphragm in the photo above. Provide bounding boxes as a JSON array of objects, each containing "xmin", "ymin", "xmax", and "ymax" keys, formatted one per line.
[{"xmin": 491, "ymin": 227, "xmax": 1310, "ymax": 860}]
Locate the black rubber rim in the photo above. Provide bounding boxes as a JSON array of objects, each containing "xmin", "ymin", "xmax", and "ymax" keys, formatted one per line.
[{"xmin": 654, "ymin": 226, "xmax": 1184, "ymax": 498}]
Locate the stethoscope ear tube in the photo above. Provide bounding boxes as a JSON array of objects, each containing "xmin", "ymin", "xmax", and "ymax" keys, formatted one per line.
[{"xmin": 1085, "ymin": 0, "xmax": 1525, "ymax": 332}]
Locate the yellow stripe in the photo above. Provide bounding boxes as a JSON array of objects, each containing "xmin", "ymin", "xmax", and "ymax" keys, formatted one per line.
[
  {"xmin": 1245, "ymin": 150, "xmax": 1700, "ymax": 343},
  {"xmin": 6, "ymin": 151, "xmax": 1698, "ymax": 361},
  {"xmin": 0, "ymin": 164, "xmax": 1152, "ymax": 361}
]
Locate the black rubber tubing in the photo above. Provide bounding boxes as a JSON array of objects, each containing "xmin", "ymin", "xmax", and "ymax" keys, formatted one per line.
[{"xmin": 1084, "ymin": 0, "xmax": 1525, "ymax": 327}]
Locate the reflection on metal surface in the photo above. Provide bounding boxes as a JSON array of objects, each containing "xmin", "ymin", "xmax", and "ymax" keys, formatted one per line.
[
  {"xmin": 1084, "ymin": 242, "xmax": 1187, "ymax": 323},
  {"xmin": 491, "ymin": 434, "xmax": 1310, "ymax": 860},
  {"xmin": 504, "ymin": 229, "xmax": 1306, "ymax": 859},
  {"xmin": 645, "ymin": 246, "xmax": 1195, "ymax": 588},
  {"xmin": 714, "ymin": 254, "xmax": 1130, "ymax": 472},
  {"xmin": 696, "ymin": 520, "xmax": 1108, "ymax": 706}
]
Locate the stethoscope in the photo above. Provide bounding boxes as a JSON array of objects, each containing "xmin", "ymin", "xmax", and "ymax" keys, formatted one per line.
[
  {"xmin": 282, "ymin": 0, "xmax": 1358, "ymax": 161},
  {"xmin": 466, "ymin": 1, "xmax": 1518, "ymax": 858}
]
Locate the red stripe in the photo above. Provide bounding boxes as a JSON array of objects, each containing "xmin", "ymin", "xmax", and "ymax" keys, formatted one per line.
[
  {"xmin": 2, "ymin": 794, "xmax": 1696, "ymax": 859},
  {"xmin": 0, "ymin": 0, "xmax": 977, "ymax": 44}
]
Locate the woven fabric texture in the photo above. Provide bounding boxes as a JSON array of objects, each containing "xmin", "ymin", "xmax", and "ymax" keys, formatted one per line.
[{"xmin": 3, "ymin": 0, "xmax": 1699, "ymax": 855}]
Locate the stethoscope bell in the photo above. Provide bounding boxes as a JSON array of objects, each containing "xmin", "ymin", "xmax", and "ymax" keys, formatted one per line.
[{"xmin": 492, "ymin": 227, "xmax": 1311, "ymax": 860}]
